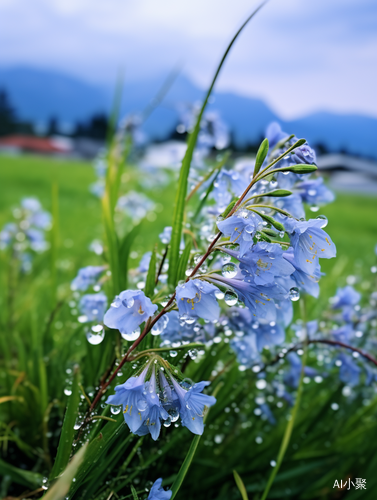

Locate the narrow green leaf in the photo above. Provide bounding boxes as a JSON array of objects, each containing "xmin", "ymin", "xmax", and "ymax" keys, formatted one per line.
[
  {"xmin": 221, "ymin": 199, "xmax": 237, "ymax": 219},
  {"xmin": 251, "ymin": 210, "xmax": 285, "ymax": 232},
  {"xmin": 118, "ymin": 220, "xmax": 144, "ymax": 290},
  {"xmin": 168, "ymin": 2, "xmax": 266, "ymax": 287},
  {"xmin": 0, "ymin": 459, "xmax": 42, "ymax": 489},
  {"xmin": 144, "ymin": 245, "xmax": 157, "ymax": 297},
  {"xmin": 176, "ymin": 240, "xmax": 192, "ymax": 283},
  {"xmin": 102, "ymin": 192, "xmax": 120, "ymax": 296},
  {"xmin": 253, "ymin": 138, "xmax": 269, "ymax": 177},
  {"xmin": 49, "ymin": 366, "xmax": 80, "ymax": 481},
  {"xmin": 45, "ymin": 444, "xmax": 87, "ymax": 500},
  {"xmin": 131, "ymin": 485, "xmax": 140, "ymax": 500},
  {"xmin": 193, "ymin": 169, "xmax": 221, "ymax": 222},
  {"xmin": 233, "ymin": 470, "xmax": 249, "ymax": 500},
  {"xmin": 50, "ymin": 181, "xmax": 59, "ymax": 305},
  {"xmin": 258, "ymin": 232, "xmax": 272, "ymax": 242}
]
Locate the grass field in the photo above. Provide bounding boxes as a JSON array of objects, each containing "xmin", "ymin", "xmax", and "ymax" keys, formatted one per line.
[{"xmin": 1, "ymin": 154, "xmax": 376, "ymax": 294}]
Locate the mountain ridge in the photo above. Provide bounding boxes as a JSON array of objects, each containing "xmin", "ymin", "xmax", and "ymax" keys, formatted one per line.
[{"xmin": 0, "ymin": 66, "xmax": 376, "ymax": 158}]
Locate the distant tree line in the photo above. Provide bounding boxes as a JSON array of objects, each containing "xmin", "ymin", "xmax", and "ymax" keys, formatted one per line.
[{"xmin": 0, "ymin": 88, "xmax": 109, "ymax": 140}]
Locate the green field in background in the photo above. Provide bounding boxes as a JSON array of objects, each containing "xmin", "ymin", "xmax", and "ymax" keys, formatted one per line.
[{"xmin": 0, "ymin": 153, "xmax": 376, "ymax": 295}]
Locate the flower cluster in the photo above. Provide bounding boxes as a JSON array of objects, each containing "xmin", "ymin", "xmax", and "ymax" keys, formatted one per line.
[
  {"xmin": 0, "ymin": 197, "xmax": 51, "ymax": 272},
  {"xmin": 106, "ymin": 358, "xmax": 216, "ymax": 440}
]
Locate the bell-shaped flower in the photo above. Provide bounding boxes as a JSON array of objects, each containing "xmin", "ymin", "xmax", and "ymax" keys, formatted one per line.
[
  {"xmin": 79, "ymin": 293, "xmax": 107, "ymax": 322},
  {"xmin": 217, "ymin": 212, "xmax": 263, "ymax": 257},
  {"xmin": 104, "ymin": 290, "xmax": 157, "ymax": 336},
  {"xmin": 134, "ymin": 373, "xmax": 169, "ymax": 441},
  {"xmin": 147, "ymin": 478, "xmax": 172, "ymax": 500},
  {"xmin": 284, "ymin": 219, "xmax": 336, "ymax": 275},
  {"xmin": 170, "ymin": 378, "xmax": 216, "ymax": 435},
  {"xmin": 283, "ymin": 247, "xmax": 322, "ymax": 298},
  {"xmin": 106, "ymin": 368, "xmax": 148, "ymax": 433},
  {"xmin": 223, "ymin": 243, "xmax": 295, "ymax": 287},
  {"xmin": 71, "ymin": 265, "xmax": 105, "ymax": 291},
  {"xmin": 176, "ymin": 279, "xmax": 220, "ymax": 322}
]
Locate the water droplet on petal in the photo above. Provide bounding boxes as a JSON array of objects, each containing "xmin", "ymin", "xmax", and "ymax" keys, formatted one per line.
[
  {"xmin": 224, "ymin": 290, "xmax": 238, "ymax": 306},
  {"xmin": 289, "ymin": 287, "xmax": 300, "ymax": 301},
  {"xmin": 121, "ymin": 328, "xmax": 140, "ymax": 341}
]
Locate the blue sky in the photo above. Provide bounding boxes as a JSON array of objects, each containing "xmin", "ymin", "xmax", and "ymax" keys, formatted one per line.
[{"xmin": 0, "ymin": 0, "xmax": 376, "ymax": 119}]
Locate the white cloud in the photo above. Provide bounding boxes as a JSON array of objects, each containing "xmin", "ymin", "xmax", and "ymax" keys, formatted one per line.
[{"xmin": 0, "ymin": 0, "xmax": 376, "ymax": 118}]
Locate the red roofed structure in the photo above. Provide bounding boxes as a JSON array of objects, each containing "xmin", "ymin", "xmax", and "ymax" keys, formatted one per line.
[{"xmin": 0, "ymin": 135, "xmax": 71, "ymax": 154}]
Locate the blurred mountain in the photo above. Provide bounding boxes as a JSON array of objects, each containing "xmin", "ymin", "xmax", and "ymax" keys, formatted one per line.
[{"xmin": 0, "ymin": 66, "xmax": 376, "ymax": 158}]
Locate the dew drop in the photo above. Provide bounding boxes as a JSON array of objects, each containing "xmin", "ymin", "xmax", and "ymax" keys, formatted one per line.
[
  {"xmin": 289, "ymin": 287, "xmax": 300, "ymax": 302},
  {"xmin": 110, "ymin": 406, "xmax": 121, "ymax": 415},
  {"xmin": 86, "ymin": 329, "xmax": 105, "ymax": 345},
  {"xmin": 224, "ymin": 290, "xmax": 238, "ymax": 306},
  {"xmin": 121, "ymin": 328, "xmax": 140, "ymax": 342}
]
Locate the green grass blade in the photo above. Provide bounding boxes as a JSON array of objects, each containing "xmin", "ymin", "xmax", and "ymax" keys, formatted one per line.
[
  {"xmin": 131, "ymin": 485, "xmax": 140, "ymax": 500},
  {"xmin": 44, "ymin": 444, "xmax": 87, "ymax": 500},
  {"xmin": 168, "ymin": 2, "xmax": 266, "ymax": 286},
  {"xmin": 260, "ymin": 332, "xmax": 308, "ymax": 500},
  {"xmin": 50, "ymin": 181, "xmax": 59, "ymax": 306},
  {"xmin": 102, "ymin": 192, "xmax": 120, "ymax": 296},
  {"xmin": 144, "ymin": 245, "xmax": 157, "ymax": 297},
  {"xmin": 233, "ymin": 470, "xmax": 249, "ymax": 500},
  {"xmin": 177, "ymin": 240, "xmax": 192, "ymax": 283},
  {"xmin": 118, "ymin": 219, "xmax": 144, "ymax": 290},
  {"xmin": 0, "ymin": 459, "xmax": 42, "ymax": 489},
  {"xmin": 49, "ymin": 366, "xmax": 80, "ymax": 481}
]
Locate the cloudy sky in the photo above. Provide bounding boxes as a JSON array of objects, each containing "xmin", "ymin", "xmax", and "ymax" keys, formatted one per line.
[{"xmin": 0, "ymin": 0, "xmax": 376, "ymax": 119}]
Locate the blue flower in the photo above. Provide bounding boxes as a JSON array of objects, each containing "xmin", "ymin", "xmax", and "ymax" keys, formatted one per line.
[
  {"xmin": 170, "ymin": 379, "xmax": 216, "ymax": 435},
  {"xmin": 160, "ymin": 311, "xmax": 214, "ymax": 345},
  {"xmin": 104, "ymin": 290, "xmax": 158, "ymax": 336},
  {"xmin": 79, "ymin": 293, "xmax": 107, "ymax": 322},
  {"xmin": 209, "ymin": 272, "xmax": 285, "ymax": 322},
  {"xmin": 0, "ymin": 223, "xmax": 17, "ymax": 248},
  {"xmin": 274, "ymin": 193, "xmax": 305, "ymax": 219},
  {"xmin": 284, "ymin": 352, "xmax": 317, "ymax": 388},
  {"xmin": 224, "ymin": 242, "xmax": 295, "ymax": 287},
  {"xmin": 139, "ymin": 252, "xmax": 152, "ymax": 273},
  {"xmin": 288, "ymin": 143, "xmax": 316, "ymax": 166},
  {"xmin": 231, "ymin": 333, "xmax": 259, "ymax": 367},
  {"xmin": 284, "ymin": 219, "xmax": 336, "ymax": 275},
  {"xmin": 283, "ymin": 248, "xmax": 321, "ymax": 298},
  {"xmin": 176, "ymin": 279, "xmax": 220, "ymax": 322},
  {"xmin": 212, "ymin": 169, "xmax": 248, "ymax": 210},
  {"xmin": 106, "ymin": 368, "xmax": 148, "ymax": 433},
  {"xmin": 331, "ymin": 324, "xmax": 354, "ymax": 343},
  {"xmin": 134, "ymin": 372, "xmax": 169, "ymax": 441},
  {"xmin": 259, "ymin": 403, "xmax": 276, "ymax": 425},
  {"xmin": 256, "ymin": 321, "xmax": 285, "ymax": 352},
  {"xmin": 21, "ymin": 197, "xmax": 42, "ymax": 212},
  {"xmin": 297, "ymin": 178, "xmax": 335, "ymax": 206},
  {"xmin": 159, "ymin": 226, "xmax": 184, "ymax": 248},
  {"xmin": 25, "ymin": 228, "xmax": 48, "ymax": 252},
  {"xmin": 147, "ymin": 478, "xmax": 172, "ymax": 500},
  {"xmin": 217, "ymin": 212, "xmax": 263, "ymax": 257},
  {"xmin": 71, "ymin": 266, "xmax": 105, "ymax": 291},
  {"xmin": 331, "ymin": 286, "xmax": 361, "ymax": 309},
  {"xmin": 338, "ymin": 354, "xmax": 361, "ymax": 387},
  {"xmin": 265, "ymin": 122, "xmax": 287, "ymax": 148}
]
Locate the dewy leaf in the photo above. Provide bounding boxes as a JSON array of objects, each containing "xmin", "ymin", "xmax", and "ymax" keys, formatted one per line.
[
  {"xmin": 0, "ymin": 459, "xmax": 42, "ymax": 490},
  {"xmin": 168, "ymin": 2, "xmax": 266, "ymax": 286},
  {"xmin": 253, "ymin": 138, "xmax": 269, "ymax": 178},
  {"xmin": 144, "ymin": 245, "xmax": 157, "ymax": 297},
  {"xmin": 233, "ymin": 470, "xmax": 249, "ymax": 500},
  {"xmin": 49, "ymin": 366, "xmax": 80, "ymax": 481},
  {"xmin": 45, "ymin": 444, "xmax": 87, "ymax": 500}
]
